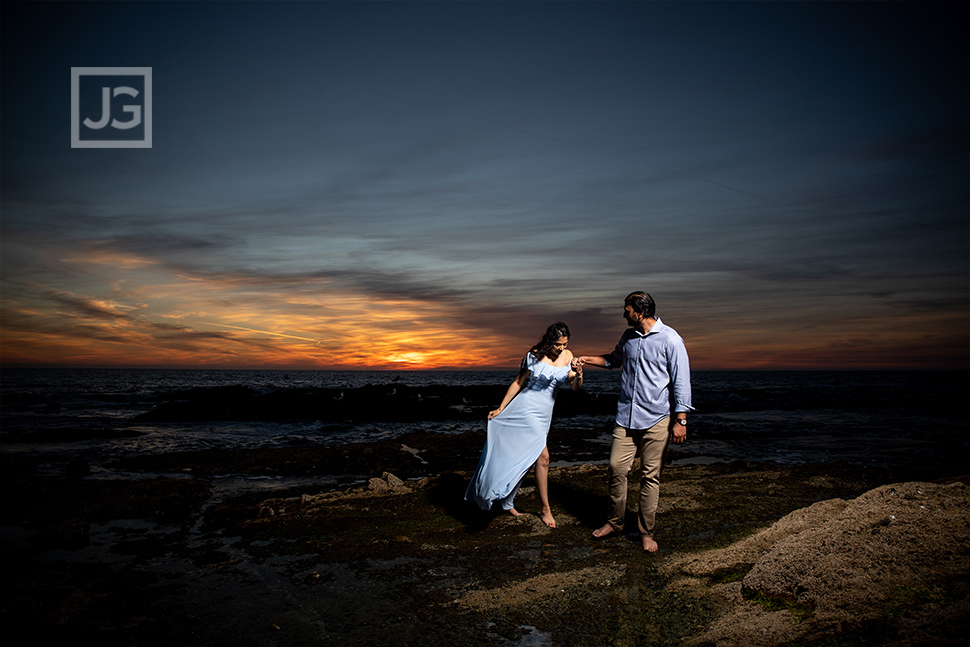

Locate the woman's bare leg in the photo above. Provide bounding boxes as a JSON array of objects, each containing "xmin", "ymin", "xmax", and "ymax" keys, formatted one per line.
[{"xmin": 535, "ymin": 446, "xmax": 556, "ymax": 528}]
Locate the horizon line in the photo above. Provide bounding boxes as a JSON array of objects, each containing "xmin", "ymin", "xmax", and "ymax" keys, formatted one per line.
[{"xmin": 2, "ymin": 364, "xmax": 966, "ymax": 372}]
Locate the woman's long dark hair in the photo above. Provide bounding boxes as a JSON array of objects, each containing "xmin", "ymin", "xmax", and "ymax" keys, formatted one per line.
[{"xmin": 530, "ymin": 322, "xmax": 570, "ymax": 358}]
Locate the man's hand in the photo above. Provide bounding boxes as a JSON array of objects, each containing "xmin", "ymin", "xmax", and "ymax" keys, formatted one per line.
[{"xmin": 670, "ymin": 418, "xmax": 687, "ymax": 444}]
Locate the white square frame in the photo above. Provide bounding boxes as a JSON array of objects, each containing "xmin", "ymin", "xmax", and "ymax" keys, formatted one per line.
[{"xmin": 71, "ymin": 67, "xmax": 152, "ymax": 148}]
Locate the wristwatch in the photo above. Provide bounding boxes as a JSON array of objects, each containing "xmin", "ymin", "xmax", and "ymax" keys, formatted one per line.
[{"xmin": 676, "ymin": 419, "xmax": 687, "ymax": 427}]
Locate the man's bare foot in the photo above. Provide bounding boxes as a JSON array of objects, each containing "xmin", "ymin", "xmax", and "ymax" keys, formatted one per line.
[
  {"xmin": 641, "ymin": 536, "xmax": 659, "ymax": 552},
  {"xmin": 508, "ymin": 508, "xmax": 523, "ymax": 517},
  {"xmin": 540, "ymin": 509, "xmax": 556, "ymax": 528},
  {"xmin": 592, "ymin": 524, "xmax": 616, "ymax": 539}
]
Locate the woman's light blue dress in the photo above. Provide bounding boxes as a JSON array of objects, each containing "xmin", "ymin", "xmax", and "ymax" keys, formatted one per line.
[{"xmin": 465, "ymin": 353, "xmax": 573, "ymax": 511}]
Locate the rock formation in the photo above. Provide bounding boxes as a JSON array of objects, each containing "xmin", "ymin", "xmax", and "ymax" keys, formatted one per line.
[{"xmin": 669, "ymin": 481, "xmax": 970, "ymax": 647}]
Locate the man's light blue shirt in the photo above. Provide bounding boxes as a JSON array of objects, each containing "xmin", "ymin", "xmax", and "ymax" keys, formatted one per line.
[{"xmin": 602, "ymin": 317, "xmax": 694, "ymax": 430}]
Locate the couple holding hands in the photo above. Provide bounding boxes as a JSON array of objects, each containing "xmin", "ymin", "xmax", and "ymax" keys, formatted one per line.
[{"xmin": 464, "ymin": 291, "xmax": 693, "ymax": 552}]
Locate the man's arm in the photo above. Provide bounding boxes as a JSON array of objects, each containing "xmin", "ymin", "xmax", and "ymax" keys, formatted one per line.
[
  {"xmin": 667, "ymin": 337, "xmax": 693, "ymax": 444},
  {"xmin": 578, "ymin": 355, "xmax": 608, "ymax": 368},
  {"xmin": 579, "ymin": 333, "xmax": 628, "ymax": 369}
]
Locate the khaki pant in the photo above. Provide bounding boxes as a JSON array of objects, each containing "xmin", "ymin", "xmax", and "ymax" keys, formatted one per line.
[{"xmin": 605, "ymin": 418, "xmax": 670, "ymax": 537}]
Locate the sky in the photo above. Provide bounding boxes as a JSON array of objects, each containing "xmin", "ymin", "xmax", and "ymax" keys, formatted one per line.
[{"xmin": 1, "ymin": 1, "xmax": 967, "ymax": 370}]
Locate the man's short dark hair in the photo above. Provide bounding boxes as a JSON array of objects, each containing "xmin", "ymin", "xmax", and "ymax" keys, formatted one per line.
[{"xmin": 624, "ymin": 291, "xmax": 656, "ymax": 317}]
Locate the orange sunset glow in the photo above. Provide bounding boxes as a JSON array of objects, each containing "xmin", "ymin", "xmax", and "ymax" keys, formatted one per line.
[
  {"xmin": 1, "ymin": 2, "xmax": 967, "ymax": 372},
  {"xmin": 2, "ymin": 227, "xmax": 968, "ymax": 370},
  {"xmin": 1, "ymin": 262, "xmax": 514, "ymax": 369},
  {"xmin": 3, "ymin": 256, "xmax": 967, "ymax": 370}
]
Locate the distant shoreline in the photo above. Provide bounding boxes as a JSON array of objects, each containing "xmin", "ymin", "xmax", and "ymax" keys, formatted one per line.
[{"xmin": 3, "ymin": 365, "xmax": 968, "ymax": 372}]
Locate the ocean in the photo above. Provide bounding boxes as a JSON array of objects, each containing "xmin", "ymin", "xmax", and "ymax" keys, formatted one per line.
[{"xmin": 2, "ymin": 368, "xmax": 967, "ymax": 484}]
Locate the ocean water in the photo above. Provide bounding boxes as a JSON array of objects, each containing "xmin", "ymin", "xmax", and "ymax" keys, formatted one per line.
[{"xmin": 1, "ymin": 368, "xmax": 967, "ymax": 481}]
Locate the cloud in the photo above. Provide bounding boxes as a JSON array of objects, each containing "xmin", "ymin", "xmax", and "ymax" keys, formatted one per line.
[{"xmin": 1, "ymin": 1, "xmax": 966, "ymax": 369}]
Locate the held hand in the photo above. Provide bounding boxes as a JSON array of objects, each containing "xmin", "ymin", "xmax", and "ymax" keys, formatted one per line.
[
  {"xmin": 569, "ymin": 358, "xmax": 583, "ymax": 381},
  {"xmin": 487, "ymin": 408, "xmax": 503, "ymax": 420}
]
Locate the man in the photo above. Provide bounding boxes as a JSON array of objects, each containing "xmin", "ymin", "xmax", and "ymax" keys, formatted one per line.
[{"xmin": 579, "ymin": 291, "xmax": 692, "ymax": 552}]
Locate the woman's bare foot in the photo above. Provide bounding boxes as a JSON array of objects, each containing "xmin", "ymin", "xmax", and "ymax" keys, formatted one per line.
[
  {"xmin": 592, "ymin": 523, "xmax": 615, "ymax": 539},
  {"xmin": 540, "ymin": 509, "xmax": 556, "ymax": 528},
  {"xmin": 641, "ymin": 536, "xmax": 659, "ymax": 552},
  {"xmin": 508, "ymin": 508, "xmax": 523, "ymax": 517}
]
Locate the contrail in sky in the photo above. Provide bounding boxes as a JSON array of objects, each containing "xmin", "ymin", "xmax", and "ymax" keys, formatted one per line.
[{"xmin": 198, "ymin": 321, "xmax": 320, "ymax": 343}]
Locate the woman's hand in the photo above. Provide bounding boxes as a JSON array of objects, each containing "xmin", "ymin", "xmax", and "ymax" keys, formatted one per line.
[
  {"xmin": 488, "ymin": 407, "xmax": 503, "ymax": 420},
  {"xmin": 569, "ymin": 357, "xmax": 584, "ymax": 390}
]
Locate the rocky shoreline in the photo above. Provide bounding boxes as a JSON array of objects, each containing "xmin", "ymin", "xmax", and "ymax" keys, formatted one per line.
[{"xmin": 2, "ymin": 428, "xmax": 968, "ymax": 647}]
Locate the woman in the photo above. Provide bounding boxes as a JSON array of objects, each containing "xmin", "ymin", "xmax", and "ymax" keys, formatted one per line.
[{"xmin": 465, "ymin": 322, "xmax": 583, "ymax": 528}]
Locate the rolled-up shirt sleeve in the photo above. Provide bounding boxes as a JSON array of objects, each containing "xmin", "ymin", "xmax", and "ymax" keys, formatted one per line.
[
  {"xmin": 602, "ymin": 338, "xmax": 626, "ymax": 370},
  {"xmin": 667, "ymin": 336, "xmax": 694, "ymax": 414}
]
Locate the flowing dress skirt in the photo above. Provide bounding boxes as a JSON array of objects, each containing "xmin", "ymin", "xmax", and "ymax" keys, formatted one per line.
[{"xmin": 464, "ymin": 381, "xmax": 557, "ymax": 511}]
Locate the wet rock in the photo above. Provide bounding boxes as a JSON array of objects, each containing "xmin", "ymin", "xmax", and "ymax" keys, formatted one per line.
[
  {"xmin": 677, "ymin": 480, "xmax": 970, "ymax": 647},
  {"xmin": 33, "ymin": 517, "xmax": 90, "ymax": 550},
  {"xmin": 451, "ymin": 565, "xmax": 628, "ymax": 611},
  {"xmin": 64, "ymin": 457, "xmax": 91, "ymax": 479},
  {"xmin": 673, "ymin": 498, "xmax": 851, "ymax": 578},
  {"xmin": 368, "ymin": 472, "xmax": 409, "ymax": 492},
  {"xmin": 368, "ymin": 477, "xmax": 389, "ymax": 491}
]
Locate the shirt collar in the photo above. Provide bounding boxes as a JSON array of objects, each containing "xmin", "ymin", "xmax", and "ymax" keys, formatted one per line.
[{"xmin": 634, "ymin": 317, "xmax": 664, "ymax": 337}]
